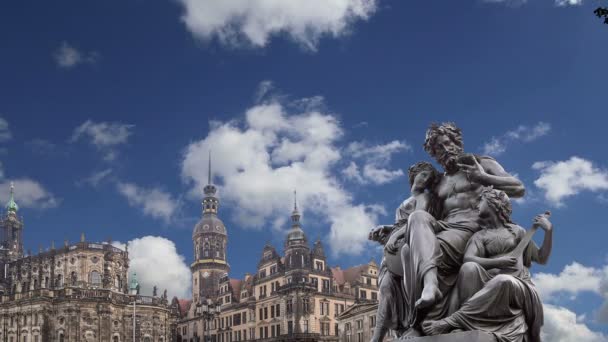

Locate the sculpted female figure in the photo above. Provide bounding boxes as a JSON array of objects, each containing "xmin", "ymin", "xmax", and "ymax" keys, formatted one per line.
[
  {"xmin": 369, "ymin": 162, "xmax": 440, "ymax": 342},
  {"xmin": 422, "ymin": 188, "xmax": 553, "ymax": 342}
]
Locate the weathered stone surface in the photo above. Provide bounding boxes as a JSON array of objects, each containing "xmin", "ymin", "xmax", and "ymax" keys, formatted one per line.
[{"xmin": 398, "ymin": 331, "xmax": 497, "ymax": 342}]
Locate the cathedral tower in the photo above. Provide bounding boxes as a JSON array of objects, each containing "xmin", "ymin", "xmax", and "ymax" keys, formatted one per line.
[
  {"xmin": 191, "ymin": 153, "xmax": 229, "ymax": 302},
  {"xmin": 1, "ymin": 183, "xmax": 23, "ymax": 261}
]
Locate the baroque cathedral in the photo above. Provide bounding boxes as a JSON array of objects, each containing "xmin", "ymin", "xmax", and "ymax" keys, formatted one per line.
[
  {"xmin": 176, "ymin": 163, "xmax": 380, "ymax": 342},
  {"xmin": 0, "ymin": 184, "xmax": 181, "ymax": 341}
]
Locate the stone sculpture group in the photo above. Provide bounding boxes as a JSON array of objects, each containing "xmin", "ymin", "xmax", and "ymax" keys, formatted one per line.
[{"xmin": 369, "ymin": 123, "xmax": 553, "ymax": 342}]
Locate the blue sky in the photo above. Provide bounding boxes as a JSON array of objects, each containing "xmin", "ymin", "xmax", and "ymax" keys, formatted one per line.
[{"xmin": 1, "ymin": 0, "xmax": 608, "ymax": 339}]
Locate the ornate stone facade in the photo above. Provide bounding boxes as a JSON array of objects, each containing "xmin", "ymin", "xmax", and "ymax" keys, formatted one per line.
[
  {"xmin": 177, "ymin": 184, "xmax": 380, "ymax": 342},
  {"xmin": 0, "ymin": 184, "xmax": 180, "ymax": 342}
]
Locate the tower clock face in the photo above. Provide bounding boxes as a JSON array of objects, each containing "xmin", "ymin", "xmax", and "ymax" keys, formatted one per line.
[{"xmin": 202, "ymin": 271, "xmax": 210, "ymax": 279}]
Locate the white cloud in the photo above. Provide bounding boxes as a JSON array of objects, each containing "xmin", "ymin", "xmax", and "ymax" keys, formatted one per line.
[
  {"xmin": 0, "ymin": 117, "xmax": 11, "ymax": 142},
  {"xmin": 177, "ymin": 0, "xmax": 378, "ymax": 51},
  {"xmin": 77, "ymin": 169, "xmax": 113, "ymax": 187},
  {"xmin": 0, "ymin": 179, "xmax": 58, "ymax": 209},
  {"xmin": 181, "ymin": 89, "xmax": 388, "ymax": 256},
  {"xmin": 533, "ymin": 262, "xmax": 603, "ymax": 301},
  {"xmin": 343, "ymin": 140, "xmax": 409, "ymax": 185},
  {"xmin": 116, "ymin": 182, "xmax": 180, "ymax": 223},
  {"xmin": 532, "ymin": 156, "xmax": 608, "ymax": 206},
  {"xmin": 53, "ymin": 41, "xmax": 99, "ymax": 68},
  {"xmin": 113, "ymin": 236, "xmax": 191, "ymax": 299},
  {"xmin": 534, "ymin": 262, "xmax": 608, "ymax": 324},
  {"xmin": 555, "ymin": 0, "xmax": 583, "ymax": 6},
  {"xmin": 71, "ymin": 120, "xmax": 134, "ymax": 161},
  {"xmin": 542, "ymin": 304, "xmax": 607, "ymax": 342},
  {"xmin": 482, "ymin": 122, "xmax": 551, "ymax": 156}
]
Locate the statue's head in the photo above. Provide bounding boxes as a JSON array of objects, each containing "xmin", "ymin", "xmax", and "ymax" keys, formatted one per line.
[
  {"xmin": 408, "ymin": 161, "xmax": 440, "ymax": 192},
  {"xmin": 424, "ymin": 122, "xmax": 464, "ymax": 172},
  {"xmin": 478, "ymin": 187, "xmax": 512, "ymax": 226}
]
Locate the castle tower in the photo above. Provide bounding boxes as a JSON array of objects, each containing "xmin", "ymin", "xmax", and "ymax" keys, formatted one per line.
[
  {"xmin": 191, "ymin": 152, "xmax": 229, "ymax": 302},
  {"xmin": 284, "ymin": 191, "xmax": 310, "ymax": 271},
  {"xmin": 1, "ymin": 183, "xmax": 23, "ymax": 261}
]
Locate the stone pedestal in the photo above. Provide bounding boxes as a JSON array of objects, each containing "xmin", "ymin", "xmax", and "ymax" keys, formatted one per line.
[{"xmin": 397, "ymin": 331, "xmax": 497, "ymax": 341}]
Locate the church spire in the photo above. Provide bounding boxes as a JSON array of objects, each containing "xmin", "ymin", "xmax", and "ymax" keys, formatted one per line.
[
  {"xmin": 208, "ymin": 150, "xmax": 212, "ymax": 185},
  {"xmin": 291, "ymin": 189, "xmax": 300, "ymax": 224},
  {"xmin": 6, "ymin": 182, "xmax": 18, "ymax": 213},
  {"xmin": 202, "ymin": 150, "xmax": 219, "ymax": 215}
]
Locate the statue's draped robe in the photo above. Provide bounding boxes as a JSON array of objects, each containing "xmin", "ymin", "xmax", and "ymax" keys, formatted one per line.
[
  {"xmin": 376, "ymin": 196, "xmax": 418, "ymax": 334},
  {"xmin": 443, "ymin": 225, "xmax": 544, "ymax": 342},
  {"xmin": 402, "ymin": 208, "xmax": 482, "ymax": 327}
]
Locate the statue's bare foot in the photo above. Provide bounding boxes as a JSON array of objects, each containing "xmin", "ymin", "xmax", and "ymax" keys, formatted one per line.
[
  {"xmin": 415, "ymin": 284, "xmax": 442, "ymax": 309},
  {"xmin": 421, "ymin": 319, "xmax": 452, "ymax": 336}
]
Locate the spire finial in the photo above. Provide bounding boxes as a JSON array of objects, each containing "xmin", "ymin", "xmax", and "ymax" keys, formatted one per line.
[
  {"xmin": 208, "ymin": 150, "xmax": 212, "ymax": 185},
  {"xmin": 294, "ymin": 189, "xmax": 298, "ymax": 211},
  {"xmin": 6, "ymin": 181, "xmax": 19, "ymax": 213}
]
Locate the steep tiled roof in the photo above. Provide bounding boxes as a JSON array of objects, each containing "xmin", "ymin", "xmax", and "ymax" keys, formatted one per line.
[
  {"xmin": 331, "ymin": 264, "xmax": 367, "ymax": 285},
  {"xmin": 230, "ymin": 279, "xmax": 242, "ymax": 295},
  {"xmin": 177, "ymin": 299, "xmax": 192, "ymax": 317}
]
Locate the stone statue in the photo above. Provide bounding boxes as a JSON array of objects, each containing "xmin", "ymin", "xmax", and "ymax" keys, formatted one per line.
[
  {"xmin": 422, "ymin": 187, "xmax": 553, "ymax": 342},
  {"xmin": 369, "ymin": 162, "xmax": 441, "ymax": 342},
  {"xmin": 153, "ymin": 285, "xmax": 158, "ymax": 297},
  {"xmin": 371, "ymin": 122, "xmax": 527, "ymax": 339}
]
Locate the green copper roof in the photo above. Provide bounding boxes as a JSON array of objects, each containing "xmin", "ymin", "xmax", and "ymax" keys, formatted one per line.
[
  {"xmin": 5, "ymin": 183, "xmax": 18, "ymax": 213},
  {"xmin": 129, "ymin": 272, "xmax": 139, "ymax": 290}
]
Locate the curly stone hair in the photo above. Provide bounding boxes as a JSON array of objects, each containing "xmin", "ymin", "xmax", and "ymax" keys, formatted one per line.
[
  {"xmin": 480, "ymin": 187, "xmax": 512, "ymax": 225},
  {"xmin": 408, "ymin": 161, "xmax": 440, "ymax": 188},
  {"xmin": 423, "ymin": 122, "xmax": 464, "ymax": 158}
]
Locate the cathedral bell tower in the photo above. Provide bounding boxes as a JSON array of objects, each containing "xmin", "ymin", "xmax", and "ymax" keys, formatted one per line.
[
  {"xmin": 1, "ymin": 183, "xmax": 23, "ymax": 261},
  {"xmin": 191, "ymin": 152, "xmax": 229, "ymax": 302}
]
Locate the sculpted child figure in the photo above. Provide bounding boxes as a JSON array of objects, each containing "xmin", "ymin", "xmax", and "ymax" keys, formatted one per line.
[
  {"xmin": 422, "ymin": 187, "xmax": 553, "ymax": 342},
  {"xmin": 369, "ymin": 161, "xmax": 440, "ymax": 342}
]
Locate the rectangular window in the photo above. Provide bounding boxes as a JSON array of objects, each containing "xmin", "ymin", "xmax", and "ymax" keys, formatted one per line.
[
  {"xmin": 242, "ymin": 312, "xmax": 247, "ymax": 324},
  {"xmin": 370, "ymin": 315, "xmax": 376, "ymax": 328},
  {"xmin": 288, "ymin": 321, "xmax": 293, "ymax": 335},
  {"xmin": 271, "ymin": 305, "xmax": 275, "ymax": 318},
  {"xmin": 271, "ymin": 325, "xmax": 276, "ymax": 337},
  {"xmin": 264, "ymin": 326, "xmax": 268, "ymax": 338},
  {"xmin": 264, "ymin": 307, "xmax": 268, "ymax": 319},
  {"xmin": 286, "ymin": 299, "xmax": 293, "ymax": 314},
  {"xmin": 334, "ymin": 303, "xmax": 339, "ymax": 317},
  {"xmin": 259, "ymin": 308, "xmax": 263, "ymax": 320},
  {"xmin": 275, "ymin": 304, "xmax": 280, "ymax": 317},
  {"xmin": 372, "ymin": 292, "xmax": 377, "ymax": 300},
  {"xmin": 360, "ymin": 290, "xmax": 367, "ymax": 299},
  {"xmin": 357, "ymin": 319, "xmax": 363, "ymax": 330},
  {"xmin": 276, "ymin": 324, "xmax": 281, "ymax": 335},
  {"xmin": 304, "ymin": 320, "xmax": 309, "ymax": 333},
  {"xmin": 259, "ymin": 328, "xmax": 263, "ymax": 339},
  {"xmin": 335, "ymin": 323, "xmax": 339, "ymax": 336}
]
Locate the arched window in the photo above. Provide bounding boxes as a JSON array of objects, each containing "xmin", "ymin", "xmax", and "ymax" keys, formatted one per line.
[
  {"xmin": 45, "ymin": 276, "xmax": 49, "ymax": 288},
  {"xmin": 90, "ymin": 271, "xmax": 102, "ymax": 286},
  {"xmin": 113, "ymin": 336, "xmax": 119, "ymax": 342},
  {"xmin": 70, "ymin": 272, "xmax": 77, "ymax": 286},
  {"xmin": 115, "ymin": 275, "xmax": 121, "ymax": 288},
  {"xmin": 59, "ymin": 333, "xmax": 64, "ymax": 342},
  {"xmin": 57, "ymin": 274, "xmax": 63, "ymax": 287},
  {"xmin": 143, "ymin": 337, "xmax": 151, "ymax": 342},
  {"xmin": 204, "ymin": 243, "xmax": 209, "ymax": 257}
]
